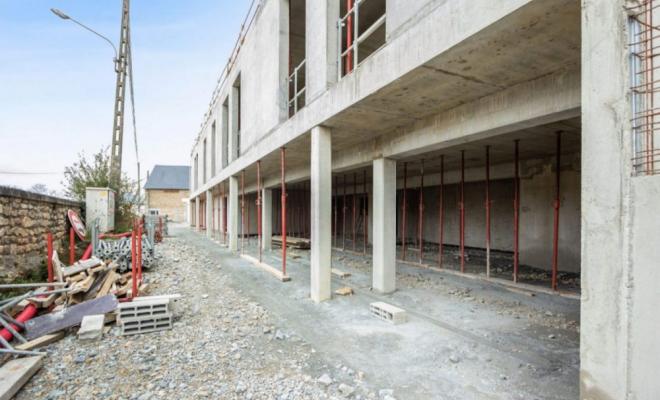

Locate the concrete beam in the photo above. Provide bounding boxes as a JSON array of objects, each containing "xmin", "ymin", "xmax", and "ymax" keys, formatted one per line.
[
  {"xmin": 310, "ymin": 126, "xmax": 333, "ymax": 303},
  {"xmin": 228, "ymin": 176, "xmax": 239, "ymax": 251},
  {"xmin": 372, "ymin": 158, "xmax": 397, "ymax": 294},
  {"xmin": 195, "ymin": 63, "xmax": 580, "ymax": 198}
]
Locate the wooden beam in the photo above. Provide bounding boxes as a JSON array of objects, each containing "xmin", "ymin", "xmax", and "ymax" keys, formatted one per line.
[
  {"xmin": 16, "ymin": 331, "xmax": 64, "ymax": 351},
  {"xmin": 0, "ymin": 356, "xmax": 43, "ymax": 400},
  {"xmin": 240, "ymin": 254, "xmax": 291, "ymax": 282}
]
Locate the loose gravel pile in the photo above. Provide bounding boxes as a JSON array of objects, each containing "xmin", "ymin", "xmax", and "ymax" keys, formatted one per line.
[{"xmin": 14, "ymin": 236, "xmax": 395, "ymax": 400}]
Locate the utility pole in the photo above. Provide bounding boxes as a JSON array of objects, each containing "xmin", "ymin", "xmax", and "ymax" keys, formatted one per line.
[{"xmin": 110, "ymin": 0, "xmax": 131, "ymax": 186}]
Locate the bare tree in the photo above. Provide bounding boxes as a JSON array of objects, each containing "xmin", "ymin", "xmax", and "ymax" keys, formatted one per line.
[{"xmin": 29, "ymin": 183, "xmax": 49, "ymax": 194}]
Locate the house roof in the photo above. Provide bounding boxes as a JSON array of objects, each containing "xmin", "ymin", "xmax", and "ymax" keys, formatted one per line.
[{"xmin": 144, "ymin": 165, "xmax": 190, "ymax": 190}]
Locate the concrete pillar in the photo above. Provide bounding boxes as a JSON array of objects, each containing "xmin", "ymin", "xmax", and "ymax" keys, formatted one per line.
[
  {"xmin": 278, "ymin": 0, "xmax": 290, "ymax": 122},
  {"xmin": 262, "ymin": 188, "xmax": 273, "ymax": 250},
  {"xmin": 187, "ymin": 199, "xmax": 192, "ymax": 226},
  {"xmin": 229, "ymin": 85, "xmax": 240, "ymax": 162},
  {"xmin": 310, "ymin": 126, "xmax": 332, "ymax": 303},
  {"xmin": 581, "ymin": 1, "xmax": 660, "ymax": 398},
  {"xmin": 195, "ymin": 197, "xmax": 200, "ymax": 232},
  {"xmin": 228, "ymin": 176, "xmax": 239, "ymax": 251},
  {"xmin": 372, "ymin": 158, "xmax": 396, "ymax": 294},
  {"xmin": 306, "ymin": 0, "xmax": 340, "ymax": 102},
  {"xmin": 205, "ymin": 189, "xmax": 213, "ymax": 238}
]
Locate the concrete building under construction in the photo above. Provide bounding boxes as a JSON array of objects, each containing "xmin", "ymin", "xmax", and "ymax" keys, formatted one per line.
[{"xmin": 188, "ymin": 0, "xmax": 660, "ymax": 398}]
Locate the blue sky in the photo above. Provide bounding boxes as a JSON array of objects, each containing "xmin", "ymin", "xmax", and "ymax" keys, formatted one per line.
[{"xmin": 0, "ymin": 0, "xmax": 248, "ymax": 193}]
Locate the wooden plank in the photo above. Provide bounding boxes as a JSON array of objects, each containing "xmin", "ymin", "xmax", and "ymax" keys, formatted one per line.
[
  {"xmin": 331, "ymin": 268, "xmax": 351, "ymax": 278},
  {"xmin": 61, "ymin": 259, "xmax": 102, "ymax": 278},
  {"xmin": 66, "ymin": 272, "xmax": 87, "ymax": 284},
  {"xmin": 116, "ymin": 280, "xmax": 132, "ymax": 296},
  {"xmin": 96, "ymin": 270, "xmax": 118, "ymax": 299},
  {"xmin": 84, "ymin": 267, "xmax": 114, "ymax": 300},
  {"xmin": 240, "ymin": 254, "xmax": 291, "ymax": 282},
  {"xmin": 271, "ymin": 236, "xmax": 311, "ymax": 248},
  {"xmin": 16, "ymin": 331, "xmax": 64, "ymax": 351},
  {"xmin": 277, "ymin": 250, "xmax": 300, "ymax": 259},
  {"xmin": 28, "ymin": 293, "xmax": 57, "ymax": 308},
  {"xmin": 51, "ymin": 251, "xmax": 64, "ymax": 283},
  {"xmin": 24, "ymin": 294, "xmax": 118, "ymax": 340},
  {"xmin": 0, "ymin": 356, "xmax": 43, "ymax": 400}
]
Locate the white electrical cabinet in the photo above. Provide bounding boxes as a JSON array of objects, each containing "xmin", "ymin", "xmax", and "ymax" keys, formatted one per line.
[{"xmin": 85, "ymin": 187, "xmax": 116, "ymax": 233}]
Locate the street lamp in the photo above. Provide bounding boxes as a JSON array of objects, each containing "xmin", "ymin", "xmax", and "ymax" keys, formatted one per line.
[{"xmin": 50, "ymin": 8, "xmax": 119, "ymax": 71}]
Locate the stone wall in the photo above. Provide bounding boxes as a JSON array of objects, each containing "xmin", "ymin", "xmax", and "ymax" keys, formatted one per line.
[
  {"xmin": 0, "ymin": 186, "xmax": 80, "ymax": 279},
  {"xmin": 146, "ymin": 189, "xmax": 189, "ymax": 222}
]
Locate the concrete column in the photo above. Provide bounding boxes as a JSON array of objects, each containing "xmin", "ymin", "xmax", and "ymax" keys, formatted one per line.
[
  {"xmin": 581, "ymin": 1, "xmax": 660, "ymax": 399},
  {"xmin": 262, "ymin": 188, "xmax": 273, "ymax": 250},
  {"xmin": 372, "ymin": 158, "xmax": 396, "ymax": 294},
  {"xmin": 306, "ymin": 0, "xmax": 340, "ymax": 102},
  {"xmin": 205, "ymin": 189, "xmax": 213, "ymax": 238},
  {"xmin": 310, "ymin": 126, "xmax": 332, "ymax": 303},
  {"xmin": 228, "ymin": 176, "xmax": 239, "ymax": 251},
  {"xmin": 195, "ymin": 197, "xmax": 200, "ymax": 232},
  {"xmin": 278, "ymin": 0, "xmax": 290, "ymax": 122},
  {"xmin": 187, "ymin": 199, "xmax": 192, "ymax": 226},
  {"xmin": 229, "ymin": 85, "xmax": 240, "ymax": 162}
]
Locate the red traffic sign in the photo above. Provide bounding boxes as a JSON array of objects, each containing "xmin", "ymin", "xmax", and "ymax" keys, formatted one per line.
[{"xmin": 68, "ymin": 209, "xmax": 88, "ymax": 241}]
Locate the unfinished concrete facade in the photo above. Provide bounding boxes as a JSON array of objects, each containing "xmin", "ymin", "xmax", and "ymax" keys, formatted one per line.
[{"xmin": 188, "ymin": 0, "xmax": 660, "ymax": 398}]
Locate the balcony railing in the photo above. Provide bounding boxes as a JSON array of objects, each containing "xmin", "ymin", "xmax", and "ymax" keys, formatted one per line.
[
  {"xmin": 337, "ymin": 0, "xmax": 386, "ymax": 80},
  {"xmin": 287, "ymin": 59, "xmax": 306, "ymax": 117}
]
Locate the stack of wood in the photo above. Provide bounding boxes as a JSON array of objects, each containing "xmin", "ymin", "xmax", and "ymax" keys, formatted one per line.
[
  {"xmin": 19, "ymin": 252, "xmax": 149, "ymax": 312},
  {"xmin": 271, "ymin": 236, "xmax": 311, "ymax": 249}
]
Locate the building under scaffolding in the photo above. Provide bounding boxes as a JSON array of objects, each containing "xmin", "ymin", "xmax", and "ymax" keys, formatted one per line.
[{"xmin": 188, "ymin": 0, "xmax": 660, "ymax": 398}]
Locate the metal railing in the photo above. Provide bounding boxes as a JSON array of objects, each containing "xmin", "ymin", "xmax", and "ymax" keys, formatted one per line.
[
  {"xmin": 287, "ymin": 59, "xmax": 306, "ymax": 117},
  {"xmin": 629, "ymin": 0, "xmax": 660, "ymax": 175},
  {"xmin": 337, "ymin": 0, "xmax": 386, "ymax": 80}
]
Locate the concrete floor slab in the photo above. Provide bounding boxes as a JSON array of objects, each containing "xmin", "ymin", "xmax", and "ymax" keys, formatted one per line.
[{"xmin": 178, "ymin": 225, "xmax": 579, "ymax": 399}]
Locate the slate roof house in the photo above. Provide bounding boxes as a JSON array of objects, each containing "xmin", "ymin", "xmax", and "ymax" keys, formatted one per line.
[{"xmin": 144, "ymin": 165, "xmax": 190, "ymax": 222}]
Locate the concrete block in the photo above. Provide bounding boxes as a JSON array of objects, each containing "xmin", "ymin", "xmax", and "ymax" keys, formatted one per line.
[
  {"xmin": 117, "ymin": 299, "xmax": 169, "ymax": 325},
  {"xmin": 0, "ymin": 356, "xmax": 43, "ymax": 400},
  {"xmin": 132, "ymin": 294, "xmax": 182, "ymax": 314},
  {"xmin": 370, "ymin": 302, "xmax": 406, "ymax": 325},
  {"xmin": 120, "ymin": 315, "xmax": 173, "ymax": 336},
  {"xmin": 78, "ymin": 314, "xmax": 105, "ymax": 342}
]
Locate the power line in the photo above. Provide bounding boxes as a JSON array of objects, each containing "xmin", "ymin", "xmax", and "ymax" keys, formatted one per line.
[{"xmin": 0, "ymin": 171, "xmax": 61, "ymax": 175}]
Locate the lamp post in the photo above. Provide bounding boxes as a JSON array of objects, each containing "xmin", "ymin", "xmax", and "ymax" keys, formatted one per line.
[
  {"xmin": 51, "ymin": 2, "xmax": 131, "ymax": 188},
  {"xmin": 50, "ymin": 8, "xmax": 119, "ymax": 71}
]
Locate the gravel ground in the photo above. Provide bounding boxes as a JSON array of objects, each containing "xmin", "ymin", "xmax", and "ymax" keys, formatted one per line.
[{"xmin": 14, "ymin": 234, "xmax": 393, "ymax": 400}]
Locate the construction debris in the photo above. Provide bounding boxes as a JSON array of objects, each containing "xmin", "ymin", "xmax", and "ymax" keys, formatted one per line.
[
  {"xmin": 77, "ymin": 315, "xmax": 105, "ymax": 342},
  {"xmin": 15, "ymin": 332, "xmax": 64, "ymax": 351},
  {"xmin": 370, "ymin": 302, "xmax": 406, "ymax": 325},
  {"xmin": 95, "ymin": 236, "xmax": 155, "ymax": 273},
  {"xmin": 0, "ymin": 356, "xmax": 43, "ymax": 400},
  {"xmin": 25, "ymin": 294, "xmax": 119, "ymax": 340},
  {"xmin": 331, "ymin": 268, "xmax": 351, "ymax": 278},
  {"xmin": 117, "ymin": 297, "xmax": 176, "ymax": 336},
  {"xmin": 335, "ymin": 286, "xmax": 354, "ymax": 296},
  {"xmin": 272, "ymin": 236, "xmax": 310, "ymax": 249}
]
